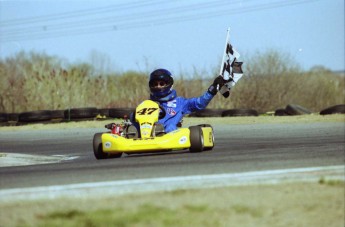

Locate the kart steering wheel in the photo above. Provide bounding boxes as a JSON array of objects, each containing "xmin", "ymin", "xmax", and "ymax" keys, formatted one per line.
[{"xmin": 158, "ymin": 105, "xmax": 166, "ymax": 119}]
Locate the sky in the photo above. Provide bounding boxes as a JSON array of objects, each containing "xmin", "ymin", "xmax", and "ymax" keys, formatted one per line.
[{"xmin": 0, "ymin": 0, "xmax": 344, "ymax": 76}]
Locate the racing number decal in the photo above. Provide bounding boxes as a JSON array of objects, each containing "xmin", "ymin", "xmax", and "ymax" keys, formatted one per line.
[{"xmin": 137, "ymin": 108, "xmax": 158, "ymax": 115}]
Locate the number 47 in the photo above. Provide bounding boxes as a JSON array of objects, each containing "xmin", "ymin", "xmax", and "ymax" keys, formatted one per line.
[{"xmin": 136, "ymin": 108, "xmax": 158, "ymax": 115}]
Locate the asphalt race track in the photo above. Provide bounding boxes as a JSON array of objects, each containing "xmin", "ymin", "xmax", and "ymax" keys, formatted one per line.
[{"xmin": 0, "ymin": 122, "xmax": 344, "ymax": 191}]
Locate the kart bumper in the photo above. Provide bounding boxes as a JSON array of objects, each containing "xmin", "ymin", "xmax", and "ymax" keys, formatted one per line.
[{"xmin": 102, "ymin": 128, "xmax": 191, "ymax": 153}]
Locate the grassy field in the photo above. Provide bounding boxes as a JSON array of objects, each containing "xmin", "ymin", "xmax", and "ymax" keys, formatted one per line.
[
  {"xmin": 0, "ymin": 114, "xmax": 344, "ymax": 227},
  {"xmin": 1, "ymin": 181, "xmax": 344, "ymax": 227}
]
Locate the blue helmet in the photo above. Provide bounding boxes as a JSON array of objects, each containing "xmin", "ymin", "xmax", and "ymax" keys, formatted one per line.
[{"xmin": 149, "ymin": 68, "xmax": 174, "ymax": 98}]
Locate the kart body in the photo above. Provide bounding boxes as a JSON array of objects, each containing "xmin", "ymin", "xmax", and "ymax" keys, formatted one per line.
[{"xmin": 93, "ymin": 100, "xmax": 214, "ymax": 159}]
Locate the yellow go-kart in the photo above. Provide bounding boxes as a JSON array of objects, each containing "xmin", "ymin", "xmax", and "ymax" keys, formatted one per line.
[{"xmin": 93, "ymin": 100, "xmax": 214, "ymax": 159}]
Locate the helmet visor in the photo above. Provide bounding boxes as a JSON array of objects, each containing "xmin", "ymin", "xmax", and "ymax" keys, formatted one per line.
[{"xmin": 149, "ymin": 80, "xmax": 168, "ymax": 88}]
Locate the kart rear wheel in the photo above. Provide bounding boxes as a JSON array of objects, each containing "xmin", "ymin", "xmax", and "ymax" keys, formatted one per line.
[
  {"xmin": 125, "ymin": 125, "xmax": 139, "ymax": 138},
  {"xmin": 189, "ymin": 126, "xmax": 204, "ymax": 153},
  {"xmin": 93, "ymin": 133, "xmax": 108, "ymax": 159}
]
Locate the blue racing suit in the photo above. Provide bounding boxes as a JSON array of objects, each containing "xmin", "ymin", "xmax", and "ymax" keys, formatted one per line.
[{"xmin": 150, "ymin": 89, "xmax": 214, "ymax": 132}]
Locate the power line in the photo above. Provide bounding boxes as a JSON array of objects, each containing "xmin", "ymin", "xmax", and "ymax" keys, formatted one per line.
[
  {"xmin": 0, "ymin": 0, "xmax": 319, "ymax": 42},
  {"xmin": 0, "ymin": 0, "xmax": 161, "ymax": 26},
  {"xmin": 1, "ymin": 0, "xmax": 236, "ymax": 35}
]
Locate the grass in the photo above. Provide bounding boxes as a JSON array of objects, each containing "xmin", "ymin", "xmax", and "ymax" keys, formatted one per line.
[
  {"xmin": 318, "ymin": 177, "xmax": 344, "ymax": 186},
  {"xmin": 1, "ymin": 182, "xmax": 343, "ymax": 227}
]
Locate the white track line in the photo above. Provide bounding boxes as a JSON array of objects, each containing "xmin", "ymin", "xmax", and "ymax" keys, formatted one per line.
[
  {"xmin": 0, "ymin": 165, "xmax": 343, "ymax": 202},
  {"xmin": 0, "ymin": 153, "xmax": 79, "ymax": 167}
]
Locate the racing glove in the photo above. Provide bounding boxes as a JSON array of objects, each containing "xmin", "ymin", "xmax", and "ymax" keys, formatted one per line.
[{"xmin": 207, "ymin": 75, "xmax": 226, "ymax": 95}]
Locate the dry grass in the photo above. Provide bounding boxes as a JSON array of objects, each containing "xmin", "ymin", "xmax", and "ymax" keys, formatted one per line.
[
  {"xmin": 0, "ymin": 51, "xmax": 344, "ymax": 113},
  {"xmin": 0, "ymin": 181, "xmax": 343, "ymax": 227}
]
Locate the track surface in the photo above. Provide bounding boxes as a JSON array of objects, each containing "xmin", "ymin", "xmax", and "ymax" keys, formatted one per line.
[{"xmin": 0, "ymin": 122, "xmax": 344, "ymax": 190}]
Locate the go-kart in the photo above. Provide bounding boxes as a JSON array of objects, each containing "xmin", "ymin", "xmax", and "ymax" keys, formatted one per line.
[{"xmin": 93, "ymin": 100, "xmax": 214, "ymax": 159}]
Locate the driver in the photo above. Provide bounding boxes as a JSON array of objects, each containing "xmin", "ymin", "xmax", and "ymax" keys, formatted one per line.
[{"xmin": 139, "ymin": 68, "xmax": 225, "ymax": 133}]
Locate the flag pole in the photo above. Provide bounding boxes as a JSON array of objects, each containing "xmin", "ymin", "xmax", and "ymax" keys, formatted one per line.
[{"xmin": 219, "ymin": 27, "xmax": 231, "ymax": 80}]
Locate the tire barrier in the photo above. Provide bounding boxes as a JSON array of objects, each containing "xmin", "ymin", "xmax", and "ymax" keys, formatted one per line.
[
  {"xmin": 0, "ymin": 107, "xmax": 135, "ymax": 126},
  {"xmin": 320, "ymin": 104, "xmax": 345, "ymax": 115},
  {"xmin": 50, "ymin": 110, "xmax": 65, "ymax": 120},
  {"xmin": 274, "ymin": 108, "xmax": 290, "ymax": 116},
  {"xmin": 190, "ymin": 108, "xmax": 258, "ymax": 117},
  {"xmin": 64, "ymin": 107, "xmax": 98, "ymax": 120},
  {"xmin": 7, "ymin": 113, "xmax": 19, "ymax": 122},
  {"xmin": 97, "ymin": 108, "xmax": 110, "ymax": 118},
  {"xmin": 274, "ymin": 104, "xmax": 312, "ymax": 116},
  {"xmin": 222, "ymin": 109, "xmax": 259, "ymax": 117},
  {"xmin": 0, "ymin": 103, "xmax": 344, "ymax": 126},
  {"xmin": 0, "ymin": 113, "xmax": 7, "ymax": 122},
  {"xmin": 108, "ymin": 108, "xmax": 135, "ymax": 119},
  {"xmin": 189, "ymin": 109, "xmax": 224, "ymax": 117},
  {"xmin": 285, "ymin": 104, "xmax": 312, "ymax": 115},
  {"xmin": 0, "ymin": 113, "xmax": 19, "ymax": 126},
  {"xmin": 18, "ymin": 110, "xmax": 52, "ymax": 122}
]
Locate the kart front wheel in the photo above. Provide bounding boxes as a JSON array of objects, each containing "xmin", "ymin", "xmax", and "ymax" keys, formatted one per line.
[
  {"xmin": 189, "ymin": 126, "xmax": 204, "ymax": 153},
  {"xmin": 93, "ymin": 133, "xmax": 109, "ymax": 159}
]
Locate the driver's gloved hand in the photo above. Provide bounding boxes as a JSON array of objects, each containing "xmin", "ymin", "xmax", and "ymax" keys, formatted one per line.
[{"xmin": 208, "ymin": 76, "xmax": 226, "ymax": 95}]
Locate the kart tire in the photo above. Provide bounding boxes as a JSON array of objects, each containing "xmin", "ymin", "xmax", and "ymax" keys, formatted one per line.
[
  {"xmin": 221, "ymin": 109, "xmax": 258, "ymax": 117},
  {"xmin": 285, "ymin": 104, "xmax": 311, "ymax": 115},
  {"xmin": 7, "ymin": 113, "xmax": 19, "ymax": 122},
  {"xmin": 197, "ymin": 124, "xmax": 212, "ymax": 127},
  {"xmin": 189, "ymin": 126, "xmax": 204, "ymax": 153},
  {"xmin": 274, "ymin": 108, "xmax": 289, "ymax": 116},
  {"xmin": 65, "ymin": 107, "xmax": 98, "ymax": 120},
  {"xmin": 189, "ymin": 109, "xmax": 224, "ymax": 117},
  {"xmin": 320, "ymin": 104, "xmax": 345, "ymax": 115},
  {"xmin": 109, "ymin": 108, "xmax": 135, "ymax": 119},
  {"xmin": 108, "ymin": 152, "xmax": 122, "ymax": 158},
  {"xmin": 198, "ymin": 124, "xmax": 214, "ymax": 151},
  {"xmin": 93, "ymin": 133, "xmax": 109, "ymax": 159},
  {"xmin": 50, "ymin": 110, "xmax": 65, "ymax": 120},
  {"xmin": 125, "ymin": 125, "xmax": 139, "ymax": 138},
  {"xmin": 0, "ymin": 113, "xmax": 8, "ymax": 122},
  {"xmin": 154, "ymin": 123, "xmax": 165, "ymax": 137},
  {"xmin": 18, "ymin": 110, "xmax": 52, "ymax": 122}
]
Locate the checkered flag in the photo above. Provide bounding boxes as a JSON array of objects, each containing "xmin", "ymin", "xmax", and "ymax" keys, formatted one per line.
[{"xmin": 219, "ymin": 28, "xmax": 243, "ymax": 98}]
